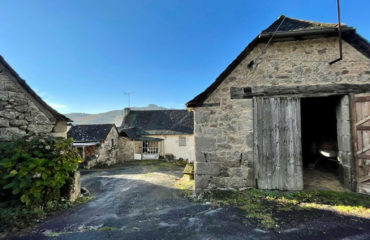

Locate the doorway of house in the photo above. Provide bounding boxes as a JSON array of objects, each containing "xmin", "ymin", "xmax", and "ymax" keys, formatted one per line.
[{"xmin": 301, "ymin": 96, "xmax": 348, "ymax": 191}]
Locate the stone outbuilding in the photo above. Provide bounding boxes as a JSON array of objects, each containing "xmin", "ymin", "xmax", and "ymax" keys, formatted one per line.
[
  {"xmin": 67, "ymin": 124, "xmax": 120, "ymax": 168},
  {"xmin": 187, "ymin": 16, "xmax": 370, "ymax": 194},
  {"xmin": 119, "ymin": 108, "xmax": 195, "ymax": 162},
  {"xmin": 0, "ymin": 55, "xmax": 71, "ymax": 141}
]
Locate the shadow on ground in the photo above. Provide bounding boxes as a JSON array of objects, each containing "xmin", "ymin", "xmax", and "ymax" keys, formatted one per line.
[{"xmin": 8, "ymin": 161, "xmax": 370, "ymax": 240}]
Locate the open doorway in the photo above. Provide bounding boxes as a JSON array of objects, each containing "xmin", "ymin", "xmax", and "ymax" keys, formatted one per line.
[{"xmin": 301, "ymin": 96, "xmax": 348, "ymax": 191}]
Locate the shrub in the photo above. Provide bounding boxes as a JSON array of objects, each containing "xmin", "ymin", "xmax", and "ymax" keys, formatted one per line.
[
  {"xmin": 0, "ymin": 136, "xmax": 81, "ymax": 206},
  {"xmin": 164, "ymin": 154, "xmax": 174, "ymax": 161}
]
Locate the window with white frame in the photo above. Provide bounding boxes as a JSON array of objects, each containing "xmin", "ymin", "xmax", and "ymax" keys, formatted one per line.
[
  {"xmin": 179, "ymin": 136, "xmax": 186, "ymax": 146},
  {"xmin": 143, "ymin": 141, "xmax": 159, "ymax": 153}
]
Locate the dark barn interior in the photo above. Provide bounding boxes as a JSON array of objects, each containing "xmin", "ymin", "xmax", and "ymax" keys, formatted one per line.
[{"xmin": 301, "ymin": 96, "xmax": 346, "ymax": 191}]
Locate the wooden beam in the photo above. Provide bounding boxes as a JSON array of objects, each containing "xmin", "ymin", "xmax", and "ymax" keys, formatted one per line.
[
  {"xmin": 230, "ymin": 87, "xmax": 252, "ymax": 99},
  {"xmin": 354, "ymin": 96, "xmax": 370, "ymax": 102},
  {"xmin": 231, "ymin": 84, "xmax": 370, "ymax": 99},
  {"xmin": 357, "ymin": 154, "xmax": 370, "ymax": 160},
  {"xmin": 357, "ymin": 125, "xmax": 370, "ymax": 131},
  {"xmin": 199, "ymin": 103, "xmax": 221, "ymax": 107}
]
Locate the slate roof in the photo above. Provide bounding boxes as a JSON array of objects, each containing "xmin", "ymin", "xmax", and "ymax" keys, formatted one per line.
[
  {"xmin": 261, "ymin": 16, "xmax": 340, "ymax": 34},
  {"xmin": 120, "ymin": 110, "xmax": 194, "ymax": 136},
  {"xmin": 0, "ymin": 55, "xmax": 71, "ymax": 122},
  {"xmin": 67, "ymin": 124, "xmax": 116, "ymax": 143},
  {"xmin": 186, "ymin": 16, "xmax": 370, "ymax": 108}
]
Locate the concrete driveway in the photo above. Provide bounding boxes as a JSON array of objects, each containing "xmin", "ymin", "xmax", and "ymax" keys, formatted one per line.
[{"xmin": 11, "ymin": 161, "xmax": 370, "ymax": 240}]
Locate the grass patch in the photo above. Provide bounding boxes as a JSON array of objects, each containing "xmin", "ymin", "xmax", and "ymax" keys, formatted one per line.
[
  {"xmin": 0, "ymin": 196, "xmax": 92, "ymax": 237},
  {"xmin": 43, "ymin": 230, "xmax": 73, "ymax": 237},
  {"xmin": 98, "ymin": 226, "xmax": 118, "ymax": 231},
  {"xmin": 205, "ymin": 189, "xmax": 370, "ymax": 230},
  {"xmin": 173, "ymin": 176, "xmax": 194, "ymax": 198}
]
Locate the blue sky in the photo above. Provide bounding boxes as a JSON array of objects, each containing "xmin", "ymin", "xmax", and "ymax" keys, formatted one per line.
[{"xmin": 1, "ymin": 0, "xmax": 369, "ymax": 114}]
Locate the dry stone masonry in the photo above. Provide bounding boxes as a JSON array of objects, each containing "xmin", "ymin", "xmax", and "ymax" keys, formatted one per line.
[
  {"xmin": 0, "ymin": 62, "xmax": 68, "ymax": 141},
  {"xmin": 193, "ymin": 37, "xmax": 370, "ymax": 193}
]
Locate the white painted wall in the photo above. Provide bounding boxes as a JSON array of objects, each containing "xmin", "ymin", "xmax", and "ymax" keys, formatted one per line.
[{"xmin": 142, "ymin": 134, "xmax": 195, "ymax": 162}]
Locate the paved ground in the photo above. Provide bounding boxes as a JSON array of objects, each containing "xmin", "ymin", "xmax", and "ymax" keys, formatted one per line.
[{"xmin": 10, "ymin": 162, "xmax": 370, "ymax": 240}]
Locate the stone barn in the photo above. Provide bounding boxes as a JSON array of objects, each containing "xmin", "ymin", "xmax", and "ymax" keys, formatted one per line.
[
  {"xmin": 0, "ymin": 55, "xmax": 71, "ymax": 141},
  {"xmin": 67, "ymin": 124, "xmax": 120, "ymax": 168},
  {"xmin": 186, "ymin": 16, "xmax": 370, "ymax": 194}
]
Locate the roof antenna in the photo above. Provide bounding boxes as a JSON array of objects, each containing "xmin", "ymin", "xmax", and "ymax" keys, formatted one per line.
[
  {"xmin": 124, "ymin": 92, "xmax": 134, "ymax": 108},
  {"xmin": 329, "ymin": 0, "xmax": 343, "ymax": 65}
]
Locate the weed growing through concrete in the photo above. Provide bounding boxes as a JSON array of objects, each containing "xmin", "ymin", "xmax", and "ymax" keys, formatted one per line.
[{"xmin": 203, "ymin": 189, "xmax": 370, "ymax": 230}]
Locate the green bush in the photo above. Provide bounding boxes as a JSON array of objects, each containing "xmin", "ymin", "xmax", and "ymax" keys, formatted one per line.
[{"xmin": 0, "ymin": 136, "xmax": 81, "ymax": 206}]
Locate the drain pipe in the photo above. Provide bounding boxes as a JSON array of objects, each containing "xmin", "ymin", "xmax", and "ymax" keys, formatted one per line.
[{"xmin": 330, "ymin": 0, "xmax": 343, "ymax": 65}]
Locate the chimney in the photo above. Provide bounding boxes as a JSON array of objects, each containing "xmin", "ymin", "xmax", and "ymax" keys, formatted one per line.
[{"xmin": 124, "ymin": 107, "xmax": 130, "ymax": 117}]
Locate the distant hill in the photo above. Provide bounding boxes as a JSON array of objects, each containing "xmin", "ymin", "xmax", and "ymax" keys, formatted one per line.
[{"xmin": 66, "ymin": 104, "xmax": 170, "ymax": 126}]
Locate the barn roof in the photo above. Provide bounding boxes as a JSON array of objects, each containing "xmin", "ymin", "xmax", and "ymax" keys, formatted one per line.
[
  {"xmin": 0, "ymin": 55, "xmax": 71, "ymax": 122},
  {"xmin": 186, "ymin": 15, "xmax": 370, "ymax": 108},
  {"xmin": 67, "ymin": 124, "xmax": 117, "ymax": 143},
  {"xmin": 120, "ymin": 109, "xmax": 194, "ymax": 136}
]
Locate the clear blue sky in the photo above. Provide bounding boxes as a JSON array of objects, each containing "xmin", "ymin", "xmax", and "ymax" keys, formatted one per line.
[{"xmin": 1, "ymin": 0, "xmax": 369, "ymax": 114}]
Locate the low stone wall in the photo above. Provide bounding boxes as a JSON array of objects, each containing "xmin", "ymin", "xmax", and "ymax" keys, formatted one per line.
[
  {"xmin": 66, "ymin": 171, "xmax": 81, "ymax": 202},
  {"xmin": 117, "ymin": 137, "xmax": 134, "ymax": 162}
]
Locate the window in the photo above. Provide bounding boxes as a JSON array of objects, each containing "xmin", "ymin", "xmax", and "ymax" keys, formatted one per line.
[
  {"xmin": 179, "ymin": 136, "xmax": 186, "ymax": 146},
  {"xmin": 111, "ymin": 139, "xmax": 115, "ymax": 147},
  {"xmin": 143, "ymin": 141, "xmax": 159, "ymax": 153}
]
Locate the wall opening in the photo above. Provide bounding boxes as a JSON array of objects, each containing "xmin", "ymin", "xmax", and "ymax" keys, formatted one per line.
[{"xmin": 301, "ymin": 96, "xmax": 347, "ymax": 191}]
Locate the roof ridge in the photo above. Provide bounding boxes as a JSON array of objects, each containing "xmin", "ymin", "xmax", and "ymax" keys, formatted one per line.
[
  {"xmin": 260, "ymin": 15, "xmax": 350, "ymax": 36},
  {"xmin": 186, "ymin": 16, "xmax": 368, "ymax": 108},
  {"xmin": 0, "ymin": 55, "xmax": 71, "ymax": 122},
  {"xmin": 281, "ymin": 15, "xmax": 339, "ymax": 26}
]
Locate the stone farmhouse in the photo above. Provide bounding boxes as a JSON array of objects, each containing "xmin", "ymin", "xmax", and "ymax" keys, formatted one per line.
[
  {"xmin": 67, "ymin": 124, "xmax": 120, "ymax": 168},
  {"xmin": 186, "ymin": 16, "xmax": 370, "ymax": 194},
  {"xmin": 0, "ymin": 56, "xmax": 71, "ymax": 141},
  {"xmin": 119, "ymin": 108, "xmax": 195, "ymax": 162}
]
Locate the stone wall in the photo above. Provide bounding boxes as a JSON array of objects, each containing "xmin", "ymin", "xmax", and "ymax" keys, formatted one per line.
[
  {"xmin": 336, "ymin": 95, "xmax": 354, "ymax": 190},
  {"xmin": 117, "ymin": 137, "xmax": 134, "ymax": 161},
  {"xmin": 83, "ymin": 127, "xmax": 120, "ymax": 168},
  {"xmin": 0, "ymin": 62, "xmax": 67, "ymax": 141},
  {"xmin": 194, "ymin": 37, "xmax": 370, "ymax": 193}
]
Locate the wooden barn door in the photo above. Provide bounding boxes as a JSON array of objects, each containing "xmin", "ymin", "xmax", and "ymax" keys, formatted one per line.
[
  {"xmin": 254, "ymin": 97, "xmax": 303, "ymax": 190},
  {"xmin": 352, "ymin": 93, "xmax": 370, "ymax": 194}
]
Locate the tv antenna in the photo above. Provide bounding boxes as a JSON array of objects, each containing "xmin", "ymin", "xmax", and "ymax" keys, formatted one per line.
[{"xmin": 124, "ymin": 92, "xmax": 134, "ymax": 107}]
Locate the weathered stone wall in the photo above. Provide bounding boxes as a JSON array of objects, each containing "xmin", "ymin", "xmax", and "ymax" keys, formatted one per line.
[
  {"xmin": 117, "ymin": 137, "xmax": 134, "ymax": 161},
  {"xmin": 0, "ymin": 62, "xmax": 67, "ymax": 141},
  {"xmin": 194, "ymin": 37, "xmax": 370, "ymax": 193},
  {"xmin": 336, "ymin": 95, "xmax": 354, "ymax": 190},
  {"xmin": 83, "ymin": 127, "xmax": 120, "ymax": 168}
]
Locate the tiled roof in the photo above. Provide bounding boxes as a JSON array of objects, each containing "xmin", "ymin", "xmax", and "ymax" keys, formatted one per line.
[
  {"xmin": 261, "ymin": 16, "xmax": 339, "ymax": 34},
  {"xmin": 67, "ymin": 124, "xmax": 116, "ymax": 143},
  {"xmin": 120, "ymin": 110, "xmax": 193, "ymax": 136},
  {"xmin": 186, "ymin": 16, "xmax": 370, "ymax": 108}
]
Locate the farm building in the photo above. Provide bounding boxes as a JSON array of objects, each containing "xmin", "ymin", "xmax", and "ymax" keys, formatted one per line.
[
  {"xmin": 187, "ymin": 16, "xmax": 370, "ymax": 194},
  {"xmin": 67, "ymin": 124, "xmax": 120, "ymax": 168},
  {"xmin": 119, "ymin": 108, "xmax": 195, "ymax": 162},
  {"xmin": 0, "ymin": 55, "xmax": 71, "ymax": 141}
]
